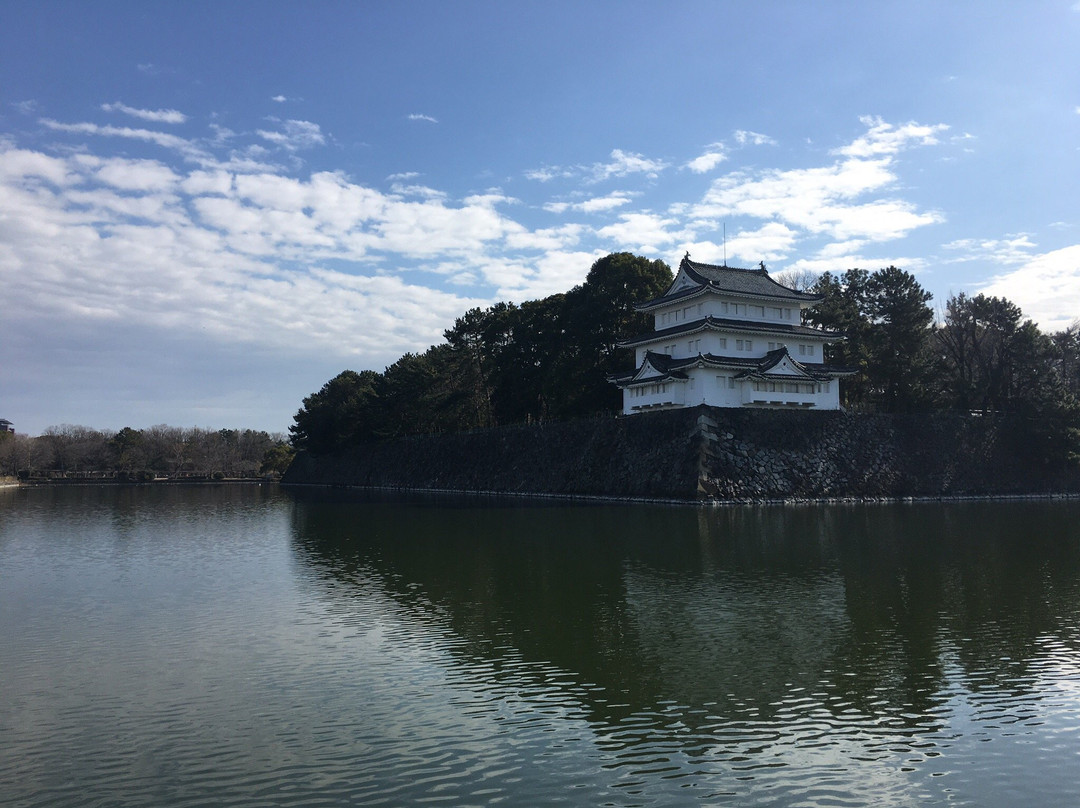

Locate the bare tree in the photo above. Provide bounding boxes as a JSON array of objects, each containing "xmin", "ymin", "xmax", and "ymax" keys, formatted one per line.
[{"xmin": 773, "ymin": 267, "xmax": 821, "ymax": 292}]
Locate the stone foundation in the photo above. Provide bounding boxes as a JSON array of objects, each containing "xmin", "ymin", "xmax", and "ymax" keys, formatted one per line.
[{"xmin": 283, "ymin": 407, "xmax": 1079, "ymax": 502}]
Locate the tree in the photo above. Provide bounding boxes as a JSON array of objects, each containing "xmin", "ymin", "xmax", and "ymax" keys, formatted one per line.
[
  {"xmin": 556, "ymin": 253, "xmax": 672, "ymax": 416},
  {"xmin": 290, "ymin": 370, "xmax": 381, "ymax": 454},
  {"xmin": 865, "ymin": 266, "xmax": 935, "ymax": 412},
  {"xmin": 41, "ymin": 425, "xmax": 109, "ymax": 474},
  {"xmin": 773, "ymin": 267, "xmax": 820, "ymax": 292},
  {"xmin": 935, "ymin": 293, "xmax": 1024, "ymax": 413},
  {"xmin": 805, "ymin": 267, "xmax": 934, "ymax": 411},
  {"xmin": 260, "ymin": 443, "xmax": 296, "ymax": 476},
  {"xmin": 109, "ymin": 427, "xmax": 146, "ymax": 474},
  {"xmin": 805, "ymin": 270, "xmax": 874, "ymax": 407},
  {"xmin": 1052, "ymin": 322, "xmax": 1080, "ymax": 398}
]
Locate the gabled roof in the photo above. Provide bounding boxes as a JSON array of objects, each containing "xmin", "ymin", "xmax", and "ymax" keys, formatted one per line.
[
  {"xmin": 610, "ymin": 347, "xmax": 857, "ymax": 387},
  {"xmin": 636, "ymin": 254, "xmax": 821, "ymax": 311},
  {"xmin": 618, "ymin": 315, "xmax": 842, "ymax": 348},
  {"xmin": 610, "ymin": 351, "xmax": 690, "ymax": 385}
]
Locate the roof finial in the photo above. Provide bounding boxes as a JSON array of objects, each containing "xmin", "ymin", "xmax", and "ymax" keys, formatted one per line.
[
  {"xmin": 684, "ymin": 251, "xmax": 690, "ymax": 261},
  {"xmin": 759, "ymin": 261, "xmax": 766, "ymax": 272}
]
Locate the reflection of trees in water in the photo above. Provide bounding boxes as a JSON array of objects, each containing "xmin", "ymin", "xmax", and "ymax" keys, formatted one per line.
[{"xmin": 289, "ymin": 492, "xmax": 1080, "ymax": 735}]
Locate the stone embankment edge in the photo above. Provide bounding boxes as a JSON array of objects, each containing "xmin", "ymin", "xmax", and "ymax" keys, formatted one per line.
[
  {"xmin": 282, "ymin": 407, "xmax": 1080, "ymax": 505},
  {"xmin": 282, "ymin": 480, "xmax": 1080, "ymax": 508}
]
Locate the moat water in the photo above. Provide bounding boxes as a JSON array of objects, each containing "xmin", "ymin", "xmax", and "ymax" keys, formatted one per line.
[{"xmin": 2, "ymin": 485, "xmax": 1079, "ymax": 807}]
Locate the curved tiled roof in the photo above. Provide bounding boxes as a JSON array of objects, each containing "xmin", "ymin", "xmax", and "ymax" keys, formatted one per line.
[
  {"xmin": 618, "ymin": 315, "xmax": 843, "ymax": 348},
  {"xmin": 637, "ymin": 254, "xmax": 821, "ymax": 311},
  {"xmin": 609, "ymin": 347, "xmax": 857, "ymax": 386}
]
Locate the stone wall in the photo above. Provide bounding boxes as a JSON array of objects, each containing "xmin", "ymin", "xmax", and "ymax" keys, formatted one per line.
[{"xmin": 283, "ymin": 407, "xmax": 1079, "ymax": 502}]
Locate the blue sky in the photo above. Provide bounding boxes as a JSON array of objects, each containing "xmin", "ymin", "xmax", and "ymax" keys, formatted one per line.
[{"xmin": 2, "ymin": 1, "xmax": 1079, "ymax": 436}]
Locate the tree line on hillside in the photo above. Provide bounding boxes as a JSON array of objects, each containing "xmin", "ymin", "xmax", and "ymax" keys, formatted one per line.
[
  {"xmin": 0, "ymin": 424, "xmax": 294, "ymax": 481},
  {"xmin": 289, "ymin": 253, "xmax": 1080, "ymax": 464}
]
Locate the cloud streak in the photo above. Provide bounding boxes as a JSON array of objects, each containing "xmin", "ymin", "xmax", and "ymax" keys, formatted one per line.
[{"xmin": 101, "ymin": 101, "xmax": 188, "ymax": 124}]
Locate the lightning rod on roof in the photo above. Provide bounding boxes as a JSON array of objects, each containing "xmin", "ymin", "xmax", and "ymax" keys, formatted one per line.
[{"xmin": 723, "ymin": 223, "xmax": 727, "ymax": 267}]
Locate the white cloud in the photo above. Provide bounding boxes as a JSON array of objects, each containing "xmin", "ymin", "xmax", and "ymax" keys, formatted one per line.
[
  {"xmin": 94, "ymin": 157, "xmax": 180, "ymax": 192},
  {"xmin": 487, "ymin": 250, "xmax": 606, "ymax": 301},
  {"xmin": 597, "ymin": 212, "xmax": 685, "ymax": 253},
  {"xmin": 545, "ymin": 192, "xmax": 634, "ymax": 214},
  {"xmin": 832, "ymin": 115, "xmax": 948, "ymax": 158},
  {"xmin": 527, "ymin": 149, "xmax": 669, "ymax": 184},
  {"xmin": 387, "ymin": 171, "xmax": 420, "ymax": 181},
  {"xmin": 690, "ymin": 122, "xmax": 945, "ymax": 244},
  {"xmin": 390, "ymin": 183, "xmax": 446, "ymax": 200},
  {"xmin": 40, "ymin": 118, "xmax": 201, "ymax": 158},
  {"xmin": 209, "ymin": 124, "xmax": 235, "ymax": 145},
  {"xmin": 271, "ymin": 95, "xmax": 287, "ymax": 103},
  {"xmin": 504, "ymin": 223, "xmax": 585, "ymax": 252},
  {"xmin": 407, "ymin": 113, "xmax": 438, "ymax": 123},
  {"xmin": 725, "ymin": 222, "xmax": 799, "ymax": 262},
  {"xmin": 977, "ymin": 245, "xmax": 1080, "ymax": 331},
  {"xmin": 942, "ymin": 234, "xmax": 1037, "ymax": 265},
  {"xmin": 256, "ymin": 119, "xmax": 326, "ymax": 150},
  {"xmin": 734, "ymin": 130, "xmax": 776, "ymax": 147},
  {"xmin": 685, "ymin": 144, "xmax": 728, "ymax": 173},
  {"xmin": 0, "ymin": 148, "xmax": 72, "ymax": 185},
  {"xmin": 101, "ymin": 102, "xmax": 187, "ymax": 124},
  {"xmin": 590, "ymin": 149, "xmax": 669, "ymax": 182},
  {"xmin": 0, "ymin": 143, "xmax": 498, "ymax": 369},
  {"xmin": 525, "ymin": 166, "xmax": 573, "ymax": 182}
]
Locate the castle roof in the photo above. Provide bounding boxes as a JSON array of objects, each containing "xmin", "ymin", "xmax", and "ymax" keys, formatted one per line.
[
  {"xmin": 636, "ymin": 254, "xmax": 821, "ymax": 311},
  {"xmin": 618, "ymin": 315, "xmax": 842, "ymax": 348},
  {"xmin": 610, "ymin": 347, "xmax": 857, "ymax": 387}
]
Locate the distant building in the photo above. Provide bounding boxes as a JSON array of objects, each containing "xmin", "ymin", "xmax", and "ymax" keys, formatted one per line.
[
  {"xmin": 610, "ymin": 255, "xmax": 856, "ymax": 414},
  {"xmin": 0, "ymin": 419, "xmax": 13, "ymax": 434}
]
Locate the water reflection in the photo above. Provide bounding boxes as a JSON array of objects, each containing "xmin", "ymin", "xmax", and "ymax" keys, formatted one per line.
[{"xmin": 289, "ymin": 492, "xmax": 1080, "ymax": 804}]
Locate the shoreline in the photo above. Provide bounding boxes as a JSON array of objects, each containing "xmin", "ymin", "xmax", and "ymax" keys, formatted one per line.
[
  {"xmin": 2, "ymin": 478, "xmax": 274, "ymax": 489},
  {"xmin": 281, "ymin": 481, "xmax": 1080, "ymax": 508}
]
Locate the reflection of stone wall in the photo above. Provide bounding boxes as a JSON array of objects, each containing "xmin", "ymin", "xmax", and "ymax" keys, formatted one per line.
[{"xmin": 283, "ymin": 407, "xmax": 1079, "ymax": 501}]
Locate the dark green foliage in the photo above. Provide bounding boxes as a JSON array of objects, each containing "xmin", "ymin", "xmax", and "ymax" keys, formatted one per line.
[
  {"xmin": 289, "ymin": 370, "xmax": 381, "ymax": 452},
  {"xmin": 865, "ymin": 266, "xmax": 936, "ymax": 412},
  {"xmin": 260, "ymin": 443, "xmax": 296, "ymax": 476},
  {"xmin": 291, "ymin": 253, "xmax": 673, "ymax": 449},
  {"xmin": 806, "ymin": 266, "xmax": 934, "ymax": 412}
]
